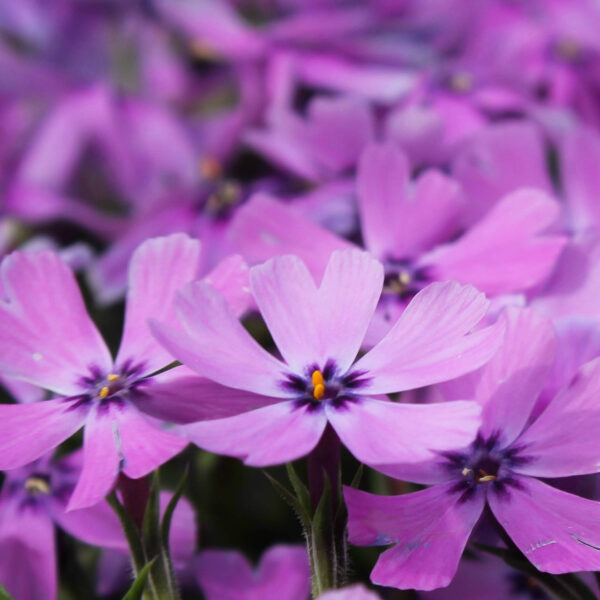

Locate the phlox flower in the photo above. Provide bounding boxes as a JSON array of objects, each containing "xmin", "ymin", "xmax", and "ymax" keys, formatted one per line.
[
  {"xmin": 0, "ymin": 234, "xmax": 249, "ymax": 509},
  {"xmin": 0, "ymin": 452, "xmax": 125, "ymax": 600},
  {"xmin": 231, "ymin": 141, "xmax": 565, "ymax": 342},
  {"xmin": 318, "ymin": 585, "xmax": 381, "ymax": 599},
  {"xmin": 152, "ymin": 249, "xmax": 503, "ymax": 468},
  {"xmin": 196, "ymin": 545, "xmax": 310, "ymax": 600},
  {"xmin": 345, "ymin": 307, "xmax": 600, "ymax": 591}
]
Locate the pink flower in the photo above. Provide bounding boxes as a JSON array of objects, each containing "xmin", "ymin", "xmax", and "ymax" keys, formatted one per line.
[{"xmin": 152, "ymin": 249, "xmax": 503, "ymax": 467}]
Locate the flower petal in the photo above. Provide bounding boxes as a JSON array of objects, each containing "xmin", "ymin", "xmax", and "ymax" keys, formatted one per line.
[
  {"xmin": 512, "ymin": 357, "xmax": 600, "ymax": 478},
  {"xmin": 476, "ymin": 307, "xmax": 557, "ymax": 446},
  {"xmin": 489, "ymin": 477, "xmax": 600, "ymax": 573},
  {"xmin": 0, "ymin": 399, "xmax": 87, "ymax": 470},
  {"xmin": 116, "ymin": 234, "xmax": 203, "ymax": 376},
  {"xmin": 67, "ymin": 406, "xmax": 121, "ymax": 511},
  {"xmin": 0, "ymin": 251, "xmax": 112, "ymax": 394},
  {"xmin": 354, "ymin": 281, "xmax": 504, "ymax": 394},
  {"xmin": 421, "ymin": 189, "xmax": 567, "ymax": 295},
  {"xmin": 115, "ymin": 405, "xmax": 187, "ymax": 479},
  {"xmin": 151, "ymin": 281, "xmax": 289, "ymax": 397},
  {"xmin": 327, "ymin": 398, "xmax": 480, "ymax": 466},
  {"xmin": 137, "ymin": 368, "xmax": 281, "ymax": 424},
  {"xmin": 0, "ymin": 498, "xmax": 57, "ymax": 600},
  {"xmin": 345, "ymin": 483, "xmax": 484, "ymax": 591},
  {"xmin": 183, "ymin": 401, "xmax": 328, "ymax": 467}
]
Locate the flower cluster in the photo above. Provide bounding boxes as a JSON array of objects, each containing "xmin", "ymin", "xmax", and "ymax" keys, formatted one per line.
[{"xmin": 2, "ymin": 1, "xmax": 600, "ymax": 599}]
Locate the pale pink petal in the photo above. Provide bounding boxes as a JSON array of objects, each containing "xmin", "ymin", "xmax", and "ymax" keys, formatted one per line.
[
  {"xmin": 357, "ymin": 142, "xmax": 410, "ymax": 259},
  {"xmin": 420, "ymin": 189, "xmax": 567, "ymax": 295},
  {"xmin": 318, "ymin": 585, "xmax": 381, "ymax": 599},
  {"xmin": 475, "ymin": 307, "xmax": 557, "ymax": 446},
  {"xmin": 182, "ymin": 401, "xmax": 328, "ymax": 467},
  {"xmin": 327, "ymin": 398, "xmax": 480, "ymax": 466},
  {"xmin": 317, "ymin": 250, "xmax": 384, "ymax": 372},
  {"xmin": 0, "ymin": 399, "xmax": 87, "ymax": 470},
  {"xmin": 353, "ymin": 282, "xmax": 504, "ymax": 394},
  {"xmin": 512, "ymin": 357, "xmax": 600, "ymax": 478},
  {"xmin": 67, "ymin": 406, "xmax": 121, "ymax": 511},
  {"xmin": 115, "ymin": 405, "xmax": 187, "ymax": 479},
  {"xmin": 228, "ymin": 194, "xmax": 352, "ymax": 280},
  {"xmin": 249, "ymin": 254, "xmax": 321, "ymax": 372},
  {"xmin": 489, "ymin": 477, "xmax": 600, "ymax": 573},
  {"xmin": 202, "ymin": 254, "xmax": 251, "ymax": 317},
  {"xmin": 151, "ymin": 281, "xmax": 289, "ymax": 397},
  {"xmin": 345, "ymin": 483, "xmax": 484, "ymax": 591},
  {"xmin": 0, "ymin": 251, "xmax": 112, "ymax": 394},
  {"xmin": 116, "ymin": 234, "xmax": 203, "ymax": 376}
]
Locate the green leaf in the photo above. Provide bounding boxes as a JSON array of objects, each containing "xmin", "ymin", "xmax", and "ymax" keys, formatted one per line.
[
  {"xmin": 0, "ymin": 582, "xmax": 15, "ymax": 600},
  {"xmin": 310, "ymin": 476, "xmax": 333, "ymax": 595},
  {"xmin": 121, "ymin": 558, "xmax": 157, "ymax": 600},
  {"xmin": 286, "ymin": 462, "xmax": 311, "ymax": 516},
  {"xmin": 107, "ymin": 492, "xmax": 146, "ymax": 575},
  {"xmin": 160, "ymin": 468, "xmax": 189, "ymax": 550},
  {"xmin": 263, "ymin": 471, "xmax": 312, "ymax": 535},
  {"xmin": 141, "ymin": 472, "xmax": 161, "ymax": 558}
]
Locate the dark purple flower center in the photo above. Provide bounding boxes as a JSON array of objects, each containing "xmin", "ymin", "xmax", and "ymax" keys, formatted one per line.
[
  {"xmin": 443, "ymin": 432, "xmax": 531, "ymax": 501},
  {"xmin": 383, "ymin": 259, "xmax": 431, "ymax": 302},
  {"xmin": 69, "ymin": 361, "xmax": 149, "ymax": 410},
  {"xmin": 282, "ymin": 360, "xmax": 370, "ymax": 409}
]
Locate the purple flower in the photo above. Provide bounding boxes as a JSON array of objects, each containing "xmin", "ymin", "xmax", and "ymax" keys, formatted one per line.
[
  {"xmin": 345, "ymin": 306, "xmax": 600, "ymax": 591},
  {"xmin": 196, "ymin": 545, "xmax": 310, "ymax": 600},
  {"xmin": 152, "ymin": 249, "xmax": 503, "ymax": 467},
  {"xmin": 318, "ymin": 585, "xmax": 382, "ymax": 599},
  {"xmin": 231, "ymin": 142, "xmax": 565, "ymax": 342},
  {"xmin": 0, "ymin": 234, "xmax": 249, "ymax": 509},
  {"xmin": 0, "ymin": 452, "xmax": 125, "ymax": 600}
]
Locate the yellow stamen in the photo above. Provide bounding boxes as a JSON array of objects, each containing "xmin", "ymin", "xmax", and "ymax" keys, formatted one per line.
[
  {"xmin": 462, "ymin": 467, "xmax": 471, "ymax": 477},
  {"xmin": 107, "ymin": 373, "xmax": 119, "ymax": 382},
  {"xmin": 199, "ymin": 156, "xmax": 222, "ymax": 180},
  {"xmin": 477, "ymin": 469, "xmax": 496, "ymax": 483},
  {"xmin": 398, "ymin": 272, "xmax": 411, "ymax": 286},
  {"xmin": 449, "ymin": 72, "xmax": 473, "ymax": 93},
  {"xmin": 311, "ymin": 370, "xmax": 325, "ymax": 401},
  {"xmin": 190, "ymin": 40, "xmax": 218, "ymax": 60},
  {"xmin": 99, "ymin": 386, "xmax": 110, "ymax": 398},
  {"xmin": 25, "ymin": 477, "xmax": 50, "ymax": 495}
]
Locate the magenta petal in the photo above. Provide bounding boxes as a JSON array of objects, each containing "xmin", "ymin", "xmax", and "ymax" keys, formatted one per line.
[
  {"xmin": 67, "ymin": 407, "xmax": 121, "ymax": 511},
  {"xmin": 202, "ymin": 254, "xmax": 251, "ymax": 317},
  {"xmin": 327, "ymin": 398, "xmax": 480, "ymax": 466},
  {"xmin": 151, "ymin": 282, "xmax": 289, "ymax": 397},
  {"xmin": 228, "ymin": 194, "xmax": 352, "ymax": 280},
  {"xmin": 183, "ymin": 401, "xmax": 327, "ymax": 467},
  {"xmin": 0, "ymin": 251, "xmax": 112, "ymax": 394},
  {"xmin": 50, "ymin": 497, "xmax": 126, "ymax": 551},
  {"xmin": 136, "ymin": 368, "xmax": 281, "ymax": 424},
  {"xmin": 357, "ymin": 142, "xmax": 410, "ymax": 259},
  {"xmin": 489, "ymin": 477, "xmax": 600, "ymax": 573},
  {"xmin": 116, "ymin": 234, "xmax": 203, "ymax": 376},
  {"xmin": 345, "ymin": 483, "xmax": 484, "ymax": 591},
  {"xmin": 0, "ymin": 498, "xmax": 57, "ymax": 600},
  {"xmin": 476, "ymin": 307, "xmax": 556, "ymax": 446},
  {"xmin": 0, "ymin": 400, "xmax": 86, "ymax": 469},
  {"xmin": 318, "ymin": 585, "xmax": 382, "ymax": 600},
  {"xmin": 421, "ymin": 189, "xmax": 566, "ymax": 295},
  {"xmin": 116, "ymin": 405, "xmax": 187, "ymax": 479},
  {"xmin": 512, "ymin": 357, "xmax": 600, "ymax": 478},
  {"xmin": 197, "ymin": 545, "xmax": 310, "ymax": 600},
  {"xmin": 354, "ymin": 281, "xmax": 504, "ymax": 394}
]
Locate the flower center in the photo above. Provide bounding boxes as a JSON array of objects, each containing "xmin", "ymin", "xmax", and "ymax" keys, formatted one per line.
[
  {"xmin": 24, "ymin": 476, "xmax": 51, "ymax": 496},
  {"xmin": 311, "ymin": 370, "xmax": 325, "ymax": 401},
  {"xmin": 98, "ymin": 372, "xmax": 122, "ymax": 399}
]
